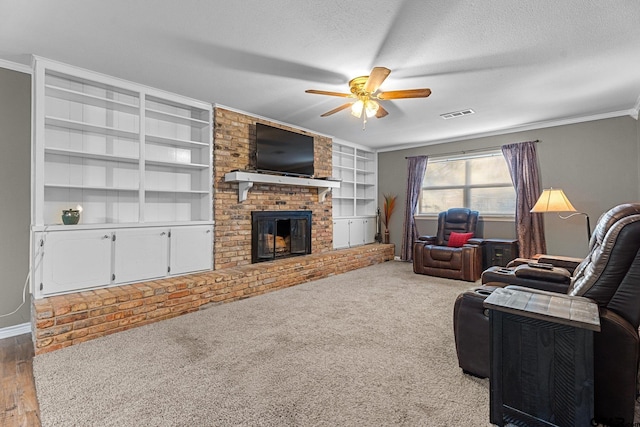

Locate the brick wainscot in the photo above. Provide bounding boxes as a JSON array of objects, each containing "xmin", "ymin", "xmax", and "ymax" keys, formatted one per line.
[{"xmin": 33, "ymin": 107, "xmax": 393, "ymax": 354}]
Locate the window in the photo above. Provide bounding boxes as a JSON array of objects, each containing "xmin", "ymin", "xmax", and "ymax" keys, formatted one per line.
[{"xmin": 418, "ymin": 151, "xmax": 515, "ymax": 216}]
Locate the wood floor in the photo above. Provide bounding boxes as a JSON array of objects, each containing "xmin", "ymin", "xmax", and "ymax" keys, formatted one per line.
[{"xmin": 0, "ymin": 334, "xmax": 40, "ymax": 427}]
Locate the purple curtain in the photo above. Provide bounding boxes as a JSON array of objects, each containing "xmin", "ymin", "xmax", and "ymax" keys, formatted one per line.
[
  {"xmin": 501, "ymin": 141, "xmax": 546, "ymax": 258},
  {"xmin": 400, "ymin": 156, "xmax": 428, "ymax": 261}
]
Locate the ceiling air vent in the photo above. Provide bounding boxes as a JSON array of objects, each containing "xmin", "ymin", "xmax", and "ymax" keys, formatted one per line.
[{"xmin": 440, "ymin": 109, "xmax": 475, "ymax": 119}]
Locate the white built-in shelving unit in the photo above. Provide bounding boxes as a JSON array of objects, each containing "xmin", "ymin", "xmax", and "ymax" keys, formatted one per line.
[
  {"xmin": 31, "ymin": 57, "xmax": 214, "ymax": 297},
  {"xmin": 332, "ymin": 141, "xmax": 377, "ymax": 249}
]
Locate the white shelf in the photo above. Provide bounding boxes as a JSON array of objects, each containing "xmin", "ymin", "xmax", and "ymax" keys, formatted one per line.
[
  {"xmin": 146, "ymin": 133, "xmax": 209, "ymax": 148},
  {"xmin": 145, "ymin": 159, "xmax": 209, "ymax": 169},
  {"xmin": 45, "ymin": 84, "xmax": 139, "ymax": 113},
  {"xmin": 45, "ymin": 116, "xmax": 139, "ymax": 139},
  {"xmin": 44, "ymin": 147, "xmax": 139, "ymax": 164},
  {"xmin": 145, "ymin": 188, "xmax": 210, "ymax": 194},
  {"xmin": 224, "ymin": 171, "xmax": 340, "ymax": 202},
  {"xmin": 44, "ymin": 183, "xmax": 139, "ymax": 192},
  {"xmin": 32, "ymin": 220, "xmax": 214, "ymax": 233},
  {"xmin": 145, "ymin": 108, "xmax": 209, "ymax": 127}
]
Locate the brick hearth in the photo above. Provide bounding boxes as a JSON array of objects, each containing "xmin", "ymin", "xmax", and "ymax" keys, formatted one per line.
[{"xmin": 33, "ymin": 244, "xmax": 394, "ymax": 354}]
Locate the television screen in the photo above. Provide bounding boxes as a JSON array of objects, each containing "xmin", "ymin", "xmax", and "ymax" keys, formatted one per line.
[{"xmin": 255, "ymin": 123, "xmax": 314, "ymax": 177}]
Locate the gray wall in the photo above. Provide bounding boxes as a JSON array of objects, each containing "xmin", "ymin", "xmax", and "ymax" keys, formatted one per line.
[
  {"xmin": 378, "ymin": 115, "xmax": 640, "ymax": 259},
  {"xmin": 0, "ymin": 67, "xmax": 31, "ymax": 329}
]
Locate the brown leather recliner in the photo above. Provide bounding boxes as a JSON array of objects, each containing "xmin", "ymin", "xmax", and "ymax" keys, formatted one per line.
[
  {"xmin": 413, "ymin": 208, "xmax": 483, "ymax": 282},
  {"xmin": 453, "ymin": 203, "xmax": 640, "ymax": 426}
]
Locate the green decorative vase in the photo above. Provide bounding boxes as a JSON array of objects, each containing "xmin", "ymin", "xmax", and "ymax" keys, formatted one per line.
[{"xmin": 62, "ymin": 208, "xmax": 80, "ymax": 225}]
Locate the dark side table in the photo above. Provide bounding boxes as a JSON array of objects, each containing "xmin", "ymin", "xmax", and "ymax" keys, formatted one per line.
[
  {"xmin": 483, "ymin": 239, "xmax": 519, "ymax": 270},
  {"xmin": 484, "ymin": 287, "xmax": 600, "ymax": 427}
]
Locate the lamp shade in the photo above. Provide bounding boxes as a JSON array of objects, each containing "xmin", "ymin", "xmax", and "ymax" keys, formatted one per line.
[{"xmin": 530, "ymin": 188, "xmax": 577, "ymax": 213}]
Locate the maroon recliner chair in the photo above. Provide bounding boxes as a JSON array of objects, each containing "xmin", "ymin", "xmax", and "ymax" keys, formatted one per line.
[
  {"xmin": 413, "ymin": 208, "xmax": 484, "ymax": 282},
  {"xmin": 453, "ymin": 203, "xmax": 640, "ymax": 425}
]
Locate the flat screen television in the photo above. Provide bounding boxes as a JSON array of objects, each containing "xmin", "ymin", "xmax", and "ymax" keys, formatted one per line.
[{"xmin": 255, "ymin": 123, "xmax": 314, "ymax": 177}]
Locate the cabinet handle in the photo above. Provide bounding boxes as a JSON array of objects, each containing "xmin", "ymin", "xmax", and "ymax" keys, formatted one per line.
[
  {"xmin": 160, "ymin": 232, "xmax": 166, "ymax": 236},
  {"xmin": 206, "ymin": 229, "xmax": 211, "ymax": 233},
  {"xmin": 103, "ymin": 235, "xmax": 110, "ymax": 239}
]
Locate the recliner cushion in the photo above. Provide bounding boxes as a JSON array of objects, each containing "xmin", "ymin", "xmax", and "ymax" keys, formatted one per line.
[
  {"xmin": 448, "ymin": 232, "xmax": 474, "ymax": 248},
  {"xmin": 429, "ymin": 246, "xmax": 456, "ymax": 262}
]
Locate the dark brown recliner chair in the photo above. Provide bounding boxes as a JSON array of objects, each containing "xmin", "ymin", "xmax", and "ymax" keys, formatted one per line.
[
  {"xmin": 453, "ymin": 203, "xmax": 640, "ymax": 425},
  {"xmin": 413, "ymin": 208, "xmax": 483, "ymax": 282}
]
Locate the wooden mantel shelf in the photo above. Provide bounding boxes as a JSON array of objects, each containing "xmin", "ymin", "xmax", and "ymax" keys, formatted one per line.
[{"xmin": 224, "ymin": 171, "xmax": 341, "ymax": 202}]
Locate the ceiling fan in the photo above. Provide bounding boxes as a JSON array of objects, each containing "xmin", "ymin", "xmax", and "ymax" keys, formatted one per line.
[{"xmin": 305, "ymin": 67, "xmax": 431, "ymax": 129}]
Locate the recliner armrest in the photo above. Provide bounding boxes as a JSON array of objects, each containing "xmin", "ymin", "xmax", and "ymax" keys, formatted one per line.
[
  {"xmin": 417, "ymin": 235, "xmax": 437, "ymax": 244},
  {"xmin": 482, "ymin": 266, "xmax": 572, "ymax": 294},
  {"xmin": 466, "ymin": 238, "xmax": 484, "ymax": 246},
  {"xmin": 505, "ymin": 284, "xmax": 595, "ymax": 304},
  {"xmin": 506, "ymin": 257, "xmax": 533, "ymax": 268},
  {"xmin": 513, "ymin": 264, "xmax": 572, "ymax": 283},
  {"xmin": 506, "ymin": 255, "xmax": 583, "ymax": 275},
  {"xmin": 536, "ymin": 255, "xmax": 583, "ymax": 274}
]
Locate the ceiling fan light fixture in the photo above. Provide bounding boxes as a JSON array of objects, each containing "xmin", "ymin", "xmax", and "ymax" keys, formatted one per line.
[
  {"xmin": 351, "ymin": 99, "xmax": 364, "ymax": 118},
  {"xmin": 365, "ymin": 99, "xmax": 379, "ymax": 118},
  {"xmin": 306, "ymin": 66, "xmax": 431, "ymax": 127}
]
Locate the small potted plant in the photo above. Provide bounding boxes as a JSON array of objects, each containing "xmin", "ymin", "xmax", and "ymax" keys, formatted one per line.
[{"xmin": 382, "ymin": 194, "xmax": 397, "ymax": 244}]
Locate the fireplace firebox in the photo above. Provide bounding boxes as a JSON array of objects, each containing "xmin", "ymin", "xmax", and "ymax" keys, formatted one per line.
[{"xmin": 251, "ymin": 211, "xmax": 312, "ymax": 263}]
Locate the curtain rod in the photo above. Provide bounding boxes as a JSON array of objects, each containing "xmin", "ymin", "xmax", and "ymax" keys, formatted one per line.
[{"xmin": 405, "ymin": 140, "xmax": 540, "ymax": 159}]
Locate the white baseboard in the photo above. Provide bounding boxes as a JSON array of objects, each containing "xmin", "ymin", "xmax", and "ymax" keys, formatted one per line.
[{"xmin": 0, "ymin": 322, "xmax": 32, "ymax": 340}]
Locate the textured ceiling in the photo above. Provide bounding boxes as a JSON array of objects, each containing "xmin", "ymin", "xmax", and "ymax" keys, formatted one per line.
[{"xmin": 1, "ymin": 0, "xmax": 639, "ymax": 150}]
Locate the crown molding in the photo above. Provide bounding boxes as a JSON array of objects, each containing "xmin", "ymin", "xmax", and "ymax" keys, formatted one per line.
[
  {"xmin": 377, "ymin": 109, "xmax": 635, "ymax": 153},
  {"xmin": 0, "ymin": 58, "xmax": 32, "ymax": 74}
]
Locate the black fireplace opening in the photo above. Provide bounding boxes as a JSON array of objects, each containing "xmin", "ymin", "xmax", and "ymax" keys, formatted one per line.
[{"xmin": 251, "ymin": 211, "xmax": 312, "ymax": 263}]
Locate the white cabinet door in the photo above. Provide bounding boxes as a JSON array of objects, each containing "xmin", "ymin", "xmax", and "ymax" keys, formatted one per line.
[
  {"xmin": 170, "ymin": 225, "xmax": 213, "ymax": 275},
  {"xmin": 39, "ymin": 230, "xmax": 112, "ymax": 296},
  {"xmin": 349, "ymin": 219, "xmax": 366, "ymax": 247},
  {"xmin": 363, "ymin": 217, "xmax": 376, "ymax": 244},
  {"xmin": 114, "ymin": 227, "xmax": 169, "ymax": 284},
  {"xmin": 333, "ymin": 219, "xmax": 351, "ymax": 249}
]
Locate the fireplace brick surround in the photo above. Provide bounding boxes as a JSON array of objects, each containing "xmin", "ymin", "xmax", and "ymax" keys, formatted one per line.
[
  {"xmin": 32, "ymin": 106, "xmax": 390, "ymax": 354},
  {"xmin": 213, "ymin": 107, "xmax": 334, "ymax": 269}
]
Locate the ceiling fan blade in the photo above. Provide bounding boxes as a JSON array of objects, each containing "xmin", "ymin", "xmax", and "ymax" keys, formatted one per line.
[
  {"xmin": 363, "ymin": 67, "xmax": 391, "ymax": 93},
  {"xmin": 305, "ymin": 89, "xmax": 353, "ymax": 98},
  {"xmin": 375, "ymin": 104, "xmax": 389, "ymax": 118},
  {"xmin": 378, "ymin": 88, "xmax": 432, "ymax": 100},
  {"xmin": 320, "ymin": 103, "xmax": 353, "ymax": 117}
]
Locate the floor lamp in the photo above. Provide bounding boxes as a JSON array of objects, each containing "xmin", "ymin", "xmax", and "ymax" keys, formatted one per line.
[{"xmin": 530, "ymin": 188, "xmax": 592, "ymax": 241}]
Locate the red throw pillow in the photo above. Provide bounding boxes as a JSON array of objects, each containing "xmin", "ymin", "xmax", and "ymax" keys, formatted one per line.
[{"xmin": 447, "ymin": 232, "xmax": 474, "ymax": 248}]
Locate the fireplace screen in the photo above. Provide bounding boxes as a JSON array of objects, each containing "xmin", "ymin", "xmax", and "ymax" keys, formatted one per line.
[{"xmin": 252, "ymin": 211, "xmax": 312, "ymax": 263}]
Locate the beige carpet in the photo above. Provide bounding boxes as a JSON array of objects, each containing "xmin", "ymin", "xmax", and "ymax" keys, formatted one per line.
[{"xmin": 34, "ymin": 260, "xmax": 491, "ymax": 426}]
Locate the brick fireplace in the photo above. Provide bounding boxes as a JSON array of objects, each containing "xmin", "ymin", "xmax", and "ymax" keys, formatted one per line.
[{"xmin": 213, "ymin": 107, "xmax": 333, "ymax": 269}]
